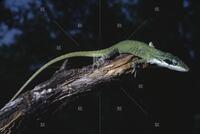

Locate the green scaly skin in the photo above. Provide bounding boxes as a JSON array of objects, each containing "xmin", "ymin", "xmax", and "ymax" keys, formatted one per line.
[{"xmin": 9, "ymin": 40, "xmax": 189, "ymax": 102}]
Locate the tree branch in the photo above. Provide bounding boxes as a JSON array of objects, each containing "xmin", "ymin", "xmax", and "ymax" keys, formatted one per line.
[{"xmin": 0, "ymin": 54, "xmax": 142, "ymax": 134}]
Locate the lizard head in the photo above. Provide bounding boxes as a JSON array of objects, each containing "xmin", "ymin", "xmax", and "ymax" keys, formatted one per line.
[{"xmin": 148, "ymin": 52, "xmax": 190, "ymax": 72}]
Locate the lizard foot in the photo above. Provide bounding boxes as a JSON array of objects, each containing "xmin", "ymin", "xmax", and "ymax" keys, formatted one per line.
[{"xmin": 131, "ymin": 59, "xmax": 147, "ymax": 78}]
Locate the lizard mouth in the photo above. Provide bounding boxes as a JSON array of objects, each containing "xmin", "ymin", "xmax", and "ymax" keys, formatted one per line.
[
  {"xmin": 163, "ymin": 59, "xmax": 190, "ymax": 72},
  {"xmin": 148, "ymin": 59, "xmax": 189, "ymax": 72},
  {"xmin": 166, "ymin": 64, "xmax": 189, "ymax": 72}
]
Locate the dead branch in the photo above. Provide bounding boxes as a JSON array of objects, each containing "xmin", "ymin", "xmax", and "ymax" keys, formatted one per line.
[{"xmin": 0, "ymin": 54, "xmax": 142, "ymax": 134}]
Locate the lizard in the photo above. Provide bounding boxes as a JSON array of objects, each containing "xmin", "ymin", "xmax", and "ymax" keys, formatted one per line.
[{"xmin": 8, "ymin": 40, "xmax": 189, "ymax": 102}]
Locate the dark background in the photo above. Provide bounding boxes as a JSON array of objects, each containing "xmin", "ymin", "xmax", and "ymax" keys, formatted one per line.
[{"xmin": 0, "ymin": 0, "xmax": 199, "ymax": 134}]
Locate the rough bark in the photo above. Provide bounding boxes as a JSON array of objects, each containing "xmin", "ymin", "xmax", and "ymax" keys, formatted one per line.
[{"xmin": 0, "ymin": 54, "xmax": 142, "ymax": 134}]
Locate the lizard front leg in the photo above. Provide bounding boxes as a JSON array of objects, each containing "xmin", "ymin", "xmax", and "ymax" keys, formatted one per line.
[{"xmin": 131, "ymin": 58, "xmax": 147, "ymax": 77}]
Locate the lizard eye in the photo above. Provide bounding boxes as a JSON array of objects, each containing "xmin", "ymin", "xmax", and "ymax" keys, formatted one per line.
[
  {"xmin": 164, "ymin": 59, "xmax": 177, "ymax": 66},
  {"xmin": 172, "ymin": 59, "xmax": 178, "ymax": 65},
  {"xmin": 164, "ymin": 59, "xmax": 173, "ymax": 65}
]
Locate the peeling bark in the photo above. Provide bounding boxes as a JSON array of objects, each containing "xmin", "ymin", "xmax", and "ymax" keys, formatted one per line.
[{"xmin": 0, "ymin": 54, "xmax": 142, "ymax": 134}]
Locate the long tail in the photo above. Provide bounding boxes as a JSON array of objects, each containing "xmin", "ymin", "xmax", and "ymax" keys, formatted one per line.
[{"xmin": 9, "ymin": 48, "xmax": 111, "ymax": 102}]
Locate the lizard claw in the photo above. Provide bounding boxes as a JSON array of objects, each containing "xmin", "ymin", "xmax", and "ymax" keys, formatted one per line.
[
  {"xmin": 134, "ymin": 70, "xmax": 137, "ymax": 78},
  {"xmin": 131, "ymin": 58, "xmax": 146, "ymax": 78},
  {"xmin": 131, "ymin": 62, "xmax": 137, "ymax": 78},
  {"xmin": 131, "ymin": 65, "xmax": 137, "ymax": 78}
]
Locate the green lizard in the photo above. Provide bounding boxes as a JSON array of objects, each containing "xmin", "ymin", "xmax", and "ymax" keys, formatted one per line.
[{"xmin": 9, "ymin": 40, "xmax": 189, "ymax": 102}]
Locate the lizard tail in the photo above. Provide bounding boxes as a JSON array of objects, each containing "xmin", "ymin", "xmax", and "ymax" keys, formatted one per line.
[{"xmin": 8, "ymin": 48, "xmax": 113, "ymax": 102}]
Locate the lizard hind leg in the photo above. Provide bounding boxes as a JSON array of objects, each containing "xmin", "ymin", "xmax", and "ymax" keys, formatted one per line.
[
  {"xmin": 103, "ymin": 48, "xmax": 120, "ymax": 60},
  {"xmin": 92, "ymin": 48, "xmax": 119, "ymax": 68}
]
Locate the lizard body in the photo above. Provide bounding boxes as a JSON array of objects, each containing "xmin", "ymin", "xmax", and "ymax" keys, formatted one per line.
[{"xmin": 9, "ymin": 40, "xmax": 189, "ymax": 102}]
